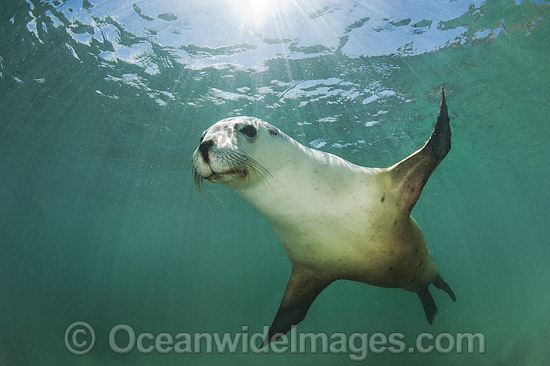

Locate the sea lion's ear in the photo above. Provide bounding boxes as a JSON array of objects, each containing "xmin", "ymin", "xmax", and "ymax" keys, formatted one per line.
[
  {"xmin": 262, "ymin": 268, "xmax": 333, "ymax": 347},
  {"xmin": 388, "ymin": 88, "xmax": 451, "ymax": 213}
]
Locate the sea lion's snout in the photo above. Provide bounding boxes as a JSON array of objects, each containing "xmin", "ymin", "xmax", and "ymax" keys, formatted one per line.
[
  {"xmin": 192, "ymin": 132, "xmax": 233, "ymax": 178},
  {"xmin": 198, "ymin": 139, "xmax": 214, "ymax": 164}
]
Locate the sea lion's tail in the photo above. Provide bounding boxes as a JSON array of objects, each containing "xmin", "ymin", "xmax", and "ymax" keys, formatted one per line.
[{"xmin": 418, "ymin": 273, "xmax": 456, "ymax": 324}]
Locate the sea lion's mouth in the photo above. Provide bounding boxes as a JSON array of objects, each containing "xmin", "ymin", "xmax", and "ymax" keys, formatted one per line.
[
  {"xmin": 205, "ymin": 168, "xmax": 248, "ymax": 182},
  {"xmin": 192, "ymin": 152, "xmax": 271, "ymax": 190},
  {"xmin": 192, "ymin": 164, "xmax": 251, "ymax": 189}
]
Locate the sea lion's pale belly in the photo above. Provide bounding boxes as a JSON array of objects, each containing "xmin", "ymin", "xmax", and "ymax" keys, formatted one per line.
[
  {"xmin": 272, "ymin": 215, "xmax": 436, "ymax": 290},
  {"xmin": 267, "ymin": 180, "xmax": 438, "ymax": 291}
]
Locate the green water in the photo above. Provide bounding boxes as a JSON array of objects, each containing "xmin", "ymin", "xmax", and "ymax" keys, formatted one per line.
[{"xmin": 1, "ymin": 0, "xmax": 549, "ymax": 365}]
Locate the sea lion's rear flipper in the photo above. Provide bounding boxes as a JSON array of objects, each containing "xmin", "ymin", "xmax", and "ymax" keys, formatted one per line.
[
  {"xmin": 389, "ymin": 88, "xmax": 450, "ymax": 213},
  {"xmin": 263, "ymin": 269, "xmax": 332, "ymax": 346},
  {"xmin": 418, "ymin": 287, "xmax": 438, "ymax": 324},
  {"xmin": 433, "ymin": 273, "xmax": 456, "ymax": 302},
  {"xmin": 418, "ymin": 274, "xmax": 456, "ymax": 324}
]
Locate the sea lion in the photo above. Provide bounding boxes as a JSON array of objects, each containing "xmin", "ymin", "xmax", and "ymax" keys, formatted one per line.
[{"xmin": 192, "ymin": 89, "xmax": 455, "ymax": 345}]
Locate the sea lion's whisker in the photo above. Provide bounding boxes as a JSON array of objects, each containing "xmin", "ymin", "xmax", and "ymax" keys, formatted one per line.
[
  {"xmin": 192, "ymin": 166, "xmax": 205, "ymax": 192},
  {"xmin": 236, "ymin": 154, "xmax": 272, "ymax": 178},
  {"xmin": 224, "ymin": 153, "xmax": 272, "ymax": 182},
  {"xmin": 234, "ymin": 153, "xmax": 280, "ymax": 193}
]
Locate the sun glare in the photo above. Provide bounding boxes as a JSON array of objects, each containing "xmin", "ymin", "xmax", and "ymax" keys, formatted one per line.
[{"xmin": 231, "ymin": 0, "xmax": 289, "ymax": 24}]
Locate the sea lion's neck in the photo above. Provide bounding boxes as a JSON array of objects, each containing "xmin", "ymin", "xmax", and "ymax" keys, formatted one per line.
[{"xmin": 234, "ymin": 140, "xmax": 380, "ymax": 225}]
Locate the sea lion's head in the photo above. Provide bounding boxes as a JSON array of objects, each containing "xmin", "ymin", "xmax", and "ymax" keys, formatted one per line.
[{"xmin": 192, "ymin": 117, "xmax": 283, "ymax": 188}]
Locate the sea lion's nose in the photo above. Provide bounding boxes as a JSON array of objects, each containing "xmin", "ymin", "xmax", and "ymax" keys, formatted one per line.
[{"xmin": 199, "ymin": 139, "xmax": 214, "ymax": 163}]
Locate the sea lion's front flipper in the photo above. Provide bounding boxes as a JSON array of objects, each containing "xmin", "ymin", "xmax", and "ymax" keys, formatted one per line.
[
  {"xmin": 389, "ymin": 88, "xmax": 450, "ymax": 213},
  {"xmin": 263, "ymin": 268, "xmax": 332, "ymax": 346}
]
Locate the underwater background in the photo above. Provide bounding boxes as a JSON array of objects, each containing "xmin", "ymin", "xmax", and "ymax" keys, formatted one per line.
[{"xmin": 1, "ymin": 0, "xmax": 549, "ymax": 365}]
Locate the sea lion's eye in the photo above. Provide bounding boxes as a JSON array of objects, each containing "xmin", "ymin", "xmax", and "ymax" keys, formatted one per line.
[
  {"xmin": 240, "ymin": 125, "xmax": 257, "ymax": 138},
  {"xmin": 199, "ymin": 132, "xmax": 206, "ymax": 143}
]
